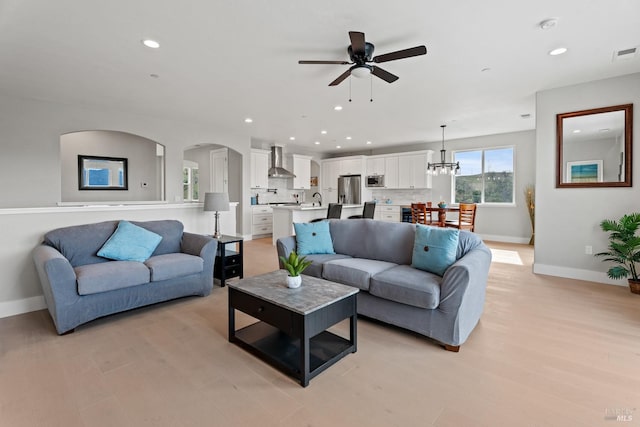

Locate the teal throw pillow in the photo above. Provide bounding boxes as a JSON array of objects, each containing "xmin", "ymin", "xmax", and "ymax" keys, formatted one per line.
[
  {"xmin": 294, "ymin": 221, "xmax": 335, "ymax": 255},
  {"xmin": 411, "ymin": 224, "xmax": 459, "ymax": 276},
  {"xmin": 98, "ymin": 220, "xmax": 163, "ymax": 262}
]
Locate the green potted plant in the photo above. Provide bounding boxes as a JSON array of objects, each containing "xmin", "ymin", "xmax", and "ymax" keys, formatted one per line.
[
  {"xmin": 595, "ymin": 212, "xmax": 640, "ymax": 294},
  {"xmin": 279, "ymin": 251, "xmax": 312, "ymax": 288}
]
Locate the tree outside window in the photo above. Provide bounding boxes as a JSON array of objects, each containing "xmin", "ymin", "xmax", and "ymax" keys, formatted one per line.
[
  {"xmin": 453, "ymin": 147, "xmax": 514, "ymax": 204},
  {"xmin": 182, "ymin": 166, "xmax": 199, "ymax": 201}
]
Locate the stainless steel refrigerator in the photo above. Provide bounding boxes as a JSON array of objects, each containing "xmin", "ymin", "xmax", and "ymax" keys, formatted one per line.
[{"xmin": 338, "ymin": 175, "xmax": 361, "ymax": 204}]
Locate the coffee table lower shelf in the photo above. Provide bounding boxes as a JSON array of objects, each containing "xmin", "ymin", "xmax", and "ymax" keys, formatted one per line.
[{"xmin": 232, "ymin": 321, "xmax": 354, "ymax": 385}]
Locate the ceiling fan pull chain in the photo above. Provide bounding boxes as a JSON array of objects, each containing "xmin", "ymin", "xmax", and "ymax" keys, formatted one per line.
[
  {"xmin": 370, "ymin": 74, "xmax": 373, "ymax": 102},
  {"xmin": 349, "ymin": 77, "xmax": 352, "ymax": 102}
]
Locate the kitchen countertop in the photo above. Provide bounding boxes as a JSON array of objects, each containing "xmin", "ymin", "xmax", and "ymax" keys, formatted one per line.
[{"xmin": 270, "ymin": 203, "xmax": 362, "ymax": 211}]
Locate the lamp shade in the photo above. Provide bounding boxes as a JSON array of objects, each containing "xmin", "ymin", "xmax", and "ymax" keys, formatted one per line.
[{"xmin": 203, "ymin": 192, "xmax": 229, "ymax": 212}]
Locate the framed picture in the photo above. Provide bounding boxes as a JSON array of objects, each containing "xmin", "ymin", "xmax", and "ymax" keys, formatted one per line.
[
  {"xmin": 566, "ymin": 160, "xmax": 603, "ymax": 183},
  {"xmin": 78, "ymin": 155, "xmax": 128, "ymax": 190}
]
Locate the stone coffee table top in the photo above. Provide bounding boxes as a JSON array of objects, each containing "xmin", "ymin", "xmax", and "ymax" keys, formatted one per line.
[{"xmin": 228, "ymin": 270, "xmax": 358, "ymax": 315}]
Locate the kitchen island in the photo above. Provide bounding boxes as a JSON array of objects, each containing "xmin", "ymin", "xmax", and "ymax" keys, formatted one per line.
[{"xmin": 271, "ymin": 204, "xmax": 363, "ymax": 245}]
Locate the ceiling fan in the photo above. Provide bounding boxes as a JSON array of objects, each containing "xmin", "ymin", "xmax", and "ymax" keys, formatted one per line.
[{"xmin": 298, "ymin": 31, "xmax": 427, "ymax": 86}]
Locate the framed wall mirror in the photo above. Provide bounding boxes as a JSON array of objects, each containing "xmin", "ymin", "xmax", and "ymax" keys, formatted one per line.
[
  {"xmin": 556, "ymin": 104, "xmax": 632, "ymax": 188},
  {"xmin": 78, "ymin": 155, "xmax": 128, "ymax": 190}
]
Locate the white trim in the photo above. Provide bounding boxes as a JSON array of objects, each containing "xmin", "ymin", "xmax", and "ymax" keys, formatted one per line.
[
  {"xmin": 533, "ymin": 263, "xmax": 627, "ymax": 287},
  {"xmin": 480, "ymin": 234, "xmax": 530, "ymax": 244},
  {"xmin": 0, "ymin": 296, "xmax": 46, "ymax": 319}
]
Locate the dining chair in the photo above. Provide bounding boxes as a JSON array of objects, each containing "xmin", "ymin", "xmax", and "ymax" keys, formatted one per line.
[
  {"xmin": 445, "ymin": 203, "xmax": 477, "ymax": 231},
  {"xmin": 348, "ymin": 201, "xmax": 376, "ymax": 219},
  {"xmin": 410, "ymin": 202, "xmax": 435, "ymax": 225},
  {"xmin": 310, "ymin": 203, "xmax": 343, "ymax": 222}
]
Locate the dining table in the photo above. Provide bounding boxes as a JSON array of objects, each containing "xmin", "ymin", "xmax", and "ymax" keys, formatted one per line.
[{"xmin": 426, "ymin": 206, "xmax": 460, "ymax": 227}]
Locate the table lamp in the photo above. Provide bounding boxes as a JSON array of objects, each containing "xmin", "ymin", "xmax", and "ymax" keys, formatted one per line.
[{"xmin": 203, "ymin": 192, "xmax": 229, "ymax": 238}]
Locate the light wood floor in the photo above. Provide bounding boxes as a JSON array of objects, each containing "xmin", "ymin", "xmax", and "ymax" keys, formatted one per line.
[{"xmin": 1, "ymin": 238, "xmax": 639, "ymax": 426}]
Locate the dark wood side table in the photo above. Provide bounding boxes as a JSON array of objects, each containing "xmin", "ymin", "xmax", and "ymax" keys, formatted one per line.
[{"xmin": 214, "ymin": 235, "xmax": 244, "ymax": 287}]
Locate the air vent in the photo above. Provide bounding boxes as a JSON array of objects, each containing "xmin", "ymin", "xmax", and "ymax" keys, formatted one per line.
[{"xmin": 613, "ymin": 47, "xmax": 637, "ymax": 61}]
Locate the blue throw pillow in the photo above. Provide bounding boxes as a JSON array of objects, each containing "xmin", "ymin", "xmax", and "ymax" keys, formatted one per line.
[
  {"xmin": 294, "ymin": 221, "xmax": 335, "ymax": 255},
  {"xmin": 98, "ymin": 220, "xmax": 163, "ymax": 262},
  {"xmin": 411, "ymin": 224, "xmax": 459, "ymax": 276}
]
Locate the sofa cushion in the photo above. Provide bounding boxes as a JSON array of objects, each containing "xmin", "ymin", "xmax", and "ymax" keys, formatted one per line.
[
  {"xmin": 299, "ymin": 253, "xmax": 353, "ymax": 278},
  {"xmin": 98, "ymin": 220, "xmax": 163, "ymax": 262},
  {"xmin": 144, "ymin": 253, "xmax": 204, "ymax": 282},
  {"xmin": 323, "ymin": 258, "xmax": 397, "ymax": 291},
  {"xmin": 411, "ymin": 225, "xmax": 459, "ymax": 276},
  {"xmin": 294, "ymin": 221, "xmax": 335, "ymax": 255},
  {"xmin": 75, "ymin": 261, "xmax": 151, "ymax": 295},
  {"xmin": 329, "ymin": 219, "xmax": 415, "ymax": 265},
  {"xmin": 131, "ymin": 220, "xmax": 183, "ymax": 256},
  {"xmin": 44, "ymin": 220, "xmax": 118, "ymax": 267},
  {"xmin": 370, "ymin": 265, "xmax": 442, "ymax": 309}
]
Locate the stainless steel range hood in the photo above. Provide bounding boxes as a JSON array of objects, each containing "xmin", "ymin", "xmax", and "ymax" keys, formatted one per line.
[{"xmin": 268, "ymin": 146, "xmax": 296, "ymax": 178}]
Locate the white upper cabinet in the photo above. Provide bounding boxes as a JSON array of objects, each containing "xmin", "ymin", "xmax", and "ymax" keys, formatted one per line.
[
  {"xmin": 339, "ymin": 157, "xmax": 363, "ymax": 175},
  {"xmin": 289, "ymin": 154, "xmax": 311, "ymax": 189},
  {"xmin": 384, "ymin": 156, "xmax": 399, "ymax": 188},
  {"xmin": 397, "ymin": 152, "xmax": 432, "ymax": 189},
  {"xmin": 366, "ymin": 157, "xmax": 385, "ymax": 176},
  {"xmin": 250, "ymin": 149, "xmax": 270, "ymax": 189}
]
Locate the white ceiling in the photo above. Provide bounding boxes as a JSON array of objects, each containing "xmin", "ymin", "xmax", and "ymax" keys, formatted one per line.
[{"xmin": 0, "ymin": 0, "xmax": 639, "ymax": 154}]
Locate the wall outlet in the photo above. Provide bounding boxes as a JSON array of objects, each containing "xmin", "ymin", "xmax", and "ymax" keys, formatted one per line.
[{"xmin": 585, "ymin": 245, "xmax": 593, "ymax": 255}]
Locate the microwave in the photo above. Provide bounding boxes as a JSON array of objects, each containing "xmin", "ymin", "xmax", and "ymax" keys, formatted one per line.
[{"xmin": 366, "ymin": 175, "xmax": 385, "ymax": 187}]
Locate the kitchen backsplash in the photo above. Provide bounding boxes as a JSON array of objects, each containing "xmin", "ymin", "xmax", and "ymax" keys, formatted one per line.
[
  {"xmin": 252, "ymin": 178, "xmax": 316, "ymax": 204},
  {"xmin": 369, "ymin": 189, "xmax": 435, "ymax": 205}
]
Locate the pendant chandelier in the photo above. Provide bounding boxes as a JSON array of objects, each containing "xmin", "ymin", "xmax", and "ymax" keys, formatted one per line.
[{"xmin": 427, "ymin": 125, "xmax": 460, "ymax": 176}]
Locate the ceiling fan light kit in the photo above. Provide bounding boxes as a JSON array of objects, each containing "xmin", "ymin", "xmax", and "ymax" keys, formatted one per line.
[{"xmin": 298, "ymin": 31, "xmax": 427, "ymax": 86}]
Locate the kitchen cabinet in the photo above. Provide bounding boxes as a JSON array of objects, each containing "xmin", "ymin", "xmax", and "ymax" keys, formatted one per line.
[
  {"xmin": 251, "ymin": 205, "xmax": 273, "ymax": 236},
  {"xmin": 339, "ymin": 157, "xmax": 364, "ymax": 175},
  {"xmin": 289, "ymin": 154, "xmax": 311, "ymax": 190},
  {"xmin": 384, "ymin": 156, "xmax": 399, "ymax": 188},
  {"xmin": 398, "ymin": 152, "xmax": 432, "ymax": 189},
  {"xmin": 374, "ymin": 205, "xmax": 401, "ymax": 222},
  {"xmin": 321, "ymin": 160, "xmax": 340, "ymax": 203},
  {"xmin": 250, "ymin": 149, "xmax": 270, "ymax": 189}
]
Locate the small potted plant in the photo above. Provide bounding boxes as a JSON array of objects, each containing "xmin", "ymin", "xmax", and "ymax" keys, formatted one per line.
[
  {"xmin": 595, "ymin": 212, "xmax": 640, "ymax": 294},
  {"xmin": 279, "ymin": 251, "xmax": 312, "ymax": 288}
]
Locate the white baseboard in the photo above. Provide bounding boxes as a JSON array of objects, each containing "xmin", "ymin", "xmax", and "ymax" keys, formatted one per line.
[
  {"xmin": 480, "ymin": 234, "xmax": 531, "ymax": 244},
  {"xmin": 533, "ymin": 263, "xmax": 627, "ymax": 287},
  {"xmin": 0, "ymin": 295, "xmax": 46, "ymax": 319}
]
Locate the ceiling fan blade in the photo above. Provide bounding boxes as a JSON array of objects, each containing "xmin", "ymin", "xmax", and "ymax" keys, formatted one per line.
[
  {"xmin": 372, "ymin": 45, "xmax": 427, "ymax": 63},
  {"xmin": 371, "ymin": 66, "xmax": 399, "ymax": 83},
  {"xmin": 328, "ymin": 69, "xmax": 352, "ymax": 86},
  {"xmin": 349, "ymin": 31, "xmax": 366, "ymax": 56},
  {"xmin": 298, "ymin": 60, "xmax": 350, "ymax": 65}
]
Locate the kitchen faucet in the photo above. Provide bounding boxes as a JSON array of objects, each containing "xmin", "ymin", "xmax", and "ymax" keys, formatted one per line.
[{"xmin": 312, "ymin": 192, "xmax": 322, "ymax": 207}]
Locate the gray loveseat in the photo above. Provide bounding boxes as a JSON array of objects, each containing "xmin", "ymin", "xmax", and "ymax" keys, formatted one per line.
[
  {"xmin": 33, "ymin": 220, "xmax": 217, "ymax": 334},
  {"xmin": 276, "ymin": 219, "xmax": 492, "ymax": 351}
]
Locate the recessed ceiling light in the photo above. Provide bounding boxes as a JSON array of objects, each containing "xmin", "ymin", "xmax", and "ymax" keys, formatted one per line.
[
  {"xmin": 334, "ymin": 105, "xmax": 343, "ymax": 111},
  {"xmin": 366, "ymin": 141, "xmax": 372, "ymax": 145},
  {"xmin": 314, "ymin": 141, "xmax": 320, "ymax": 145},
  {"xmin": 244, "ymin": 118, "xmax": 253, "ymax": 123},
  {"xmin": 481, "ymin": 67, "xmax": 491, "ymax": 72},
  {"xmin": 336, "ymin": 145, "xmax": 341, "ymax": 149},
  {"xmin": 321, "ymin": 130, "xmax": 327, "ymax": 134},
  {"xmin": 539, "ymin": 18, "xmax": 558, "ymax": 30},
  {"xmin": 345, "ymin": 136, "xmax": 352, "ymax": 140},
  {"xmin": 289, "ymin": 136, "xmax": 295, "ymax": 141},
  {"xmin": 572, "ymin": 129, "xmax": 581, "ymax": 133},
  {"xmin": 599, "ymin": 128, "xmax": 610, "ymax": 132},
  {"xmin": 142, "ymin": 39, "xmax": 160, "ymax": 49},
  {"xmin": 549, "ymin": 47, "xmax": 568, "ymax": 56}
]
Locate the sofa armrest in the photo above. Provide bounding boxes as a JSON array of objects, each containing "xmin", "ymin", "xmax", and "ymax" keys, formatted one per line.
[
  {"xmin": 32, "ymin": 245, "xmax": 80, "ymax": 332},
  {"xmin": 181, "ymin": 232, "xmax": 217, "ymax": 277},
  {"xmin": 439, "ymin": 245, "xmax": 492, "ymax": 312},
  {"xmin": 276, "ymin": 236, "xmax": 297, "ymax": 269}
]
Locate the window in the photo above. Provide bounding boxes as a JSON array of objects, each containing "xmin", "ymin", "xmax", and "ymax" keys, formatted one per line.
[
  {"xmin": 182, "ymin": 166, "xmax": 199, "ymax": 201},
  {"xmin": 453, "ymin": 147, "xmax": 514, "ymax": 204}
]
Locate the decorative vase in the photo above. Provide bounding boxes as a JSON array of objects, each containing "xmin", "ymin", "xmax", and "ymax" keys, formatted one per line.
[
  {"xmin": 286, "ymin": 275, "xmax": 302, "ymax": 289},
  {"xmin": 629, "ymin": 279, "xmax": 640, "ymax": 295},
  {"xmin": 438, "ymin": 203, "xmax": 447, "ymax": 209}
]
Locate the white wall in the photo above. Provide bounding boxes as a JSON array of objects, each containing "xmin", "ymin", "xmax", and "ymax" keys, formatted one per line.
[
  {"xmin": 0, "ymin": 93, "xmax": 253, "ymax": 234},
  {"xmin": 535, "ymin": 72, "xmax": 640, "ymax": 285},
  {"xmin": 61, "ymin": 130, "xmax": 162, "ymax": 202}
]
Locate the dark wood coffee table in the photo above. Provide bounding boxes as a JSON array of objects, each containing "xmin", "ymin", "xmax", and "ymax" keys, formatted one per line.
[{"xmin": 228, "ymin": 270, "xmax": 358, "ymax": 387}]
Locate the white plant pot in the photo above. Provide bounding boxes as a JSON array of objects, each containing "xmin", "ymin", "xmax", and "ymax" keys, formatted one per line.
[{"xmin": 286, "ymin": 275, "xmax": 302, "ymax": 289}]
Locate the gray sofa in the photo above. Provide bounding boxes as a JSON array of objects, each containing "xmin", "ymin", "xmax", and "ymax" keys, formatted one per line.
[
  {"xmin": 33, "ymin": 220, "xmax": 217, "ymax": 334},
  {"xmin": 276, "ymin": 219, "xmax": 492, "ymax": 351}
]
